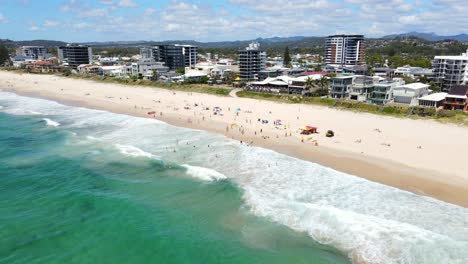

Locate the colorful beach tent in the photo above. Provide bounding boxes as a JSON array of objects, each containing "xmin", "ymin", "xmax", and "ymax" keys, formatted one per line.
[{"xmin": 300, "ymin": 126, "xmax": 317, "ymax": 134}]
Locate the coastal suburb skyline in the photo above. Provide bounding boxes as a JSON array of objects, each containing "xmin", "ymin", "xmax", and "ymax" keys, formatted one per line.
[{"xmin": 0, "ymin": 0, "xmax": 467, "ymax": 42}]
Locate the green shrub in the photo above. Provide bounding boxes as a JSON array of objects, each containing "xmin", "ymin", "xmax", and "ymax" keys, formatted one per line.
[{"xmin": 437, "ymin": 109, "xmax": 456, "ymax": 118}]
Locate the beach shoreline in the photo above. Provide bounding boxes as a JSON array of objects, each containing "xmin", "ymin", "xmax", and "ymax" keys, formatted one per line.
[{"xmin": 1, "ymin": 70, "xmax": 467, "ymax": 207}]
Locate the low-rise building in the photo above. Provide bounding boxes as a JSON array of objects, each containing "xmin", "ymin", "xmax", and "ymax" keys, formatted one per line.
[
  {"xmin": 131, "ymin": 61, "xmax": 169, "ymax": 79},
  {"xmin": 373, "ymin": 67, "xmax": 394, "ymax": 78},
  {"xmin": 394, "ymin": 66, "xmax": 432, "ymax": 78},
  {"xmin": 16, "ymin": 46, "xmax": 47, "ymax": 60},
  {"xmin": 100, "ymin": 65, "xmax": 127, "ymax": 77},
  {"xmin": 393, "ymin": 83, "xmax": 430, "ymax": 105},
  {"xmin": 348, "ymin": 75, "xmax": 376, "ymax": 101},
  {"xmin": 247, "ymin": 76, "xmax": 292, "ymax": 94},
  {"xmin": 12, "ymin": 55, "xmax": 35, "ymax": 68},
  {"xmin": 368, "ymin": 78, "xmax": 405, "ymax": 105},
  {"xmin": 444, "ymin": 85, "xmax": 468, "ymax": 111},
  {"xmin": 190, "ymin": 62, "xmax": 238, "ymax": 78},
  {"xmin": 417, "ymin": 92, "xmax": 447, "ymax": 108},
  {"xmin": 329, "ymin": 75, "xmax": 354, "ymax": 99}
]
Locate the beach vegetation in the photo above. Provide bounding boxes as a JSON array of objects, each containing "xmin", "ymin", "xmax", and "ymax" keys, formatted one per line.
[
  {"xmin": 0, "ymin": 45, "xmax": 10, "ymax": 66},
  {"xmin": 68, "ymin": 74, "xmax": 232, "ymax": 96},
  {"xmin": 62, "ymin": 68, "xmax": 72, "ymax": 76},
  {"xmin": 176, "ymin": 68, "xmax": 185, "ymax": 75},
  {"xmin": 237, "ymin": 90, "xmax": 468, "ymax": 125}
]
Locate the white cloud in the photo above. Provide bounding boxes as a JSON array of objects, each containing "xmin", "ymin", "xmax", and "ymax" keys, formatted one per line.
[
  {"xmin": 0, "ymin": 13, "xmax": 9, "ymax": 23},
  {"xmin": 28, "ymin": 25, "xmax": 41, "ymax": 32},
  {"xmin": 144, "ymin": 8, "xmax": 156, "ymax": 16},
  {"xmin": 118, "ymin": 0, "xmax": 137, "ymax": 8},
  {"xmin": 44, "ymin": 19, "xmax": 59, "ymax": 27},
  {"xmin": 34, "ymin": 0, "xmax": 468, "ymax": 41},
  {"xmin": 72, "ymin": 22, "xmax": 89, "ymax": 30},
  {"xmin": 77, "ymin": 8, "xmax": 107, "ymax": 18}
]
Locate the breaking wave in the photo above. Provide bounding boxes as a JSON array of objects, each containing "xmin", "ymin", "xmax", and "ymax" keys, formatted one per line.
[{"xmin": 42, "ymin": 118, "xmax": 60, "ymax": 127}]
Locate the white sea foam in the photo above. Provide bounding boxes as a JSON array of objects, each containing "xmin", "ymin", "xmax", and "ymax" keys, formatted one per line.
[
  {"xmin": 27, "ymin": 110, "xmax": 42, "ymax": 115},
  {"xmin": 115, "ymin": 144, "xmax": 158, "ymax": 159},
  {"xmin": 2, "ymin": 90, "xmax": 468, "ymax": 264},
  {"xmin": 42, "ymin": 118, "xmax": 60, "ymax": 127},
  {"xmin": 235, "ymin": 147, "xmax": 468, "ymax": 264},
  {"xmin": 182, "ymin": 164, "xmax": 227, "ymax": 181}
]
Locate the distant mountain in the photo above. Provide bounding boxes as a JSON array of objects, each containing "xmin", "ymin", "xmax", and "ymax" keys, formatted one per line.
[
  {"xmin": 14, "ymin": 39, "xmax": 67, "ymax": 47},
  {"xmin": 78, "ymin": 37, "xmax": 324, "ymax": 49},
  {"xmin": 383, "ymin": 32, "xmax": 468, "ymax": 41},
  {"xmin": 255, "ymin": 36, "xmax": 306, "ymax": 43},
  {"xmin": 2, "ymin": 36, "xmax": 324, "ymax": 50}
]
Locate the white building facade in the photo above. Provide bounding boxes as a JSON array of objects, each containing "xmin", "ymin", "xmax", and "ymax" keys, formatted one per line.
[
  {"xmin": 16, "ymin": 46, "xmax": 47, "ymax": 60},
  {"xmin": 393, "ymin": 83, "xmax": 430, "ymax": 105},
  {"xmin": 432, "ymin": 49, "xmax": 468, "ymax": 92},
  {"xmin": 325, "ymin": 35, "xmax": 365, "ymax": 66}
]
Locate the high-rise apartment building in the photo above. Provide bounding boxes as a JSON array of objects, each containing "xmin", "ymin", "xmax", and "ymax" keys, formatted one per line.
[
  {"xmin": 239, "ymin": 42, "xmax": 266, "ymax": 80},
  {"xmin": 140, "ymin": 44, "xmax": 197, "ymax": 70},
  {"xmin": 325, "ymin": 35, "xmax": 365, "ymax": 66},
  {"xmin": 432, "ymin": 49, "xmax": 468, "ymax": 92},
  {"xmin": 58, "ymin": 44, "xmax": 93, "ymax": 68},
  {"xmin": 178, "ymin": 45, "xmax": 197, "ymax": 68},
  {"xmin": 16, "ymin": 46, "xmax": 47, "ymax": 60},
  {"xmin": 140, "ymin": 47, "xmax": 159, "ymax": 61}
]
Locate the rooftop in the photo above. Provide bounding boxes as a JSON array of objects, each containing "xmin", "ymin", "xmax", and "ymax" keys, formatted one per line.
[
  {"xmin": 448, "ymin": 85, "xmax": 468, "ymax": 96},
  {"xmin": 401, "ymin": 83, "xmax": 429, "ymax": 90},
  {"xmin": 418, "ymin": 92, "xmax": 448, "ymax": 102}
]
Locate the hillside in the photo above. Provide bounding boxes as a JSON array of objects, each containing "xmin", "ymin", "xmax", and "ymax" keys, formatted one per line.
[{"xmin": 383, "ymin": 32, "xmax": 468, "ymax": 42}]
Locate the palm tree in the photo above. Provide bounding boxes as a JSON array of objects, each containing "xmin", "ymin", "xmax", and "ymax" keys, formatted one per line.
[
  {"xmin": 305, "ymin": 77, "xmax": 314, "ymax": 94},
  {"xmin": 319, "ymin": 76, "xmax": 329, "ymax": 96}
]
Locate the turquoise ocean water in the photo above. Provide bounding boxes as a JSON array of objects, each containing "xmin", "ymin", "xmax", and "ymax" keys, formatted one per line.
[{"xmin": 0, "ymin": 91, "xmax": 467, "ymax": 264}]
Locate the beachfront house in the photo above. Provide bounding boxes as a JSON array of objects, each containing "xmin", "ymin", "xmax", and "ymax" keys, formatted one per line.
[
  {"xmin": 444, "ymin": 85, "xmax": 468, "ymax": 112},
  {"xmin": 131, "ymin": 61, "xmax": 169, "ymax": 79},
  {"xmin": 417, "ymin": 92, "xmax": 448, "ymax": 108},
  {"xmin": 393, "ymin": 83, "xmax": 430, "ymax": 105},
  {"xmin": 247, "ymin": 76, "xmax": 292, "ymax": 94},
  {"xmin": 329, "ymin": 75, "xmax": 354, "ymax": 99},
  {"xmin": 368, "ymin": 78, "xmax": 405, "ymax": 105},
  {"xmin": 348, "ymin": 75, "xmax": 376, "ymax": 102}
]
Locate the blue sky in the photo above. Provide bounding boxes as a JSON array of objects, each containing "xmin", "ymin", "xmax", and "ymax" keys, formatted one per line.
[{"xmin": 0, "ymin": 0, "xmax": 466, "ymax": 42}]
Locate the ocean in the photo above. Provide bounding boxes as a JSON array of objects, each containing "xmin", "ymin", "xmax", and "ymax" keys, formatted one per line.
[{"xmin": 0, "ymin": 91, "xmax": 467, "ymax": 264}]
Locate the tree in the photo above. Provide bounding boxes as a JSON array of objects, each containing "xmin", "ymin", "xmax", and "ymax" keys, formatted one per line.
[
  {"xmin": 366, "ymin": 53, "xmax": 384, "ymax": 67},
  {"xmin": 305, "ymin": 77, "xmax": 314, "ymax": 93},
  {"xmin": 223, "ymin": 71, "xmax": 237, "ymax": 83},
  {"xmin": 429, "ymin": 81, "xmax": 441, "ymax": 92},
  {"xmin": 176, "ymin": 68, "xmax": 185, "ymax": 75},
  {"xmin": 402, "ymin": 76, "xmax": 416, "ymax": 84},
  {"xmin": 283, "ymin": 46, "xmax": 291, "ymax": 67},
  {"xmin": 0, "ymin": 45, "xmax": 10, "ymax": 66},
  {"xmin": 63, "ymin": 68, "xmax": 72, "ymax": 76},
  {"xmin": 313, "ymin": 65, "xmax": 322, "ymax": 72},
  {"xmin": 199, "ymin": 76, "xmax": 209, "ymax": 84},
  {"xmin": 367, "ymin": 66, "xmax": 375, "ymax": 76}
]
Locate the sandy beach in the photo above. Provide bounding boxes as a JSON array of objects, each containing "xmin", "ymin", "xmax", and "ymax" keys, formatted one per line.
[{"xmin": 1, "ymin": 70, "xmax": 467, "ymax": 207}]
